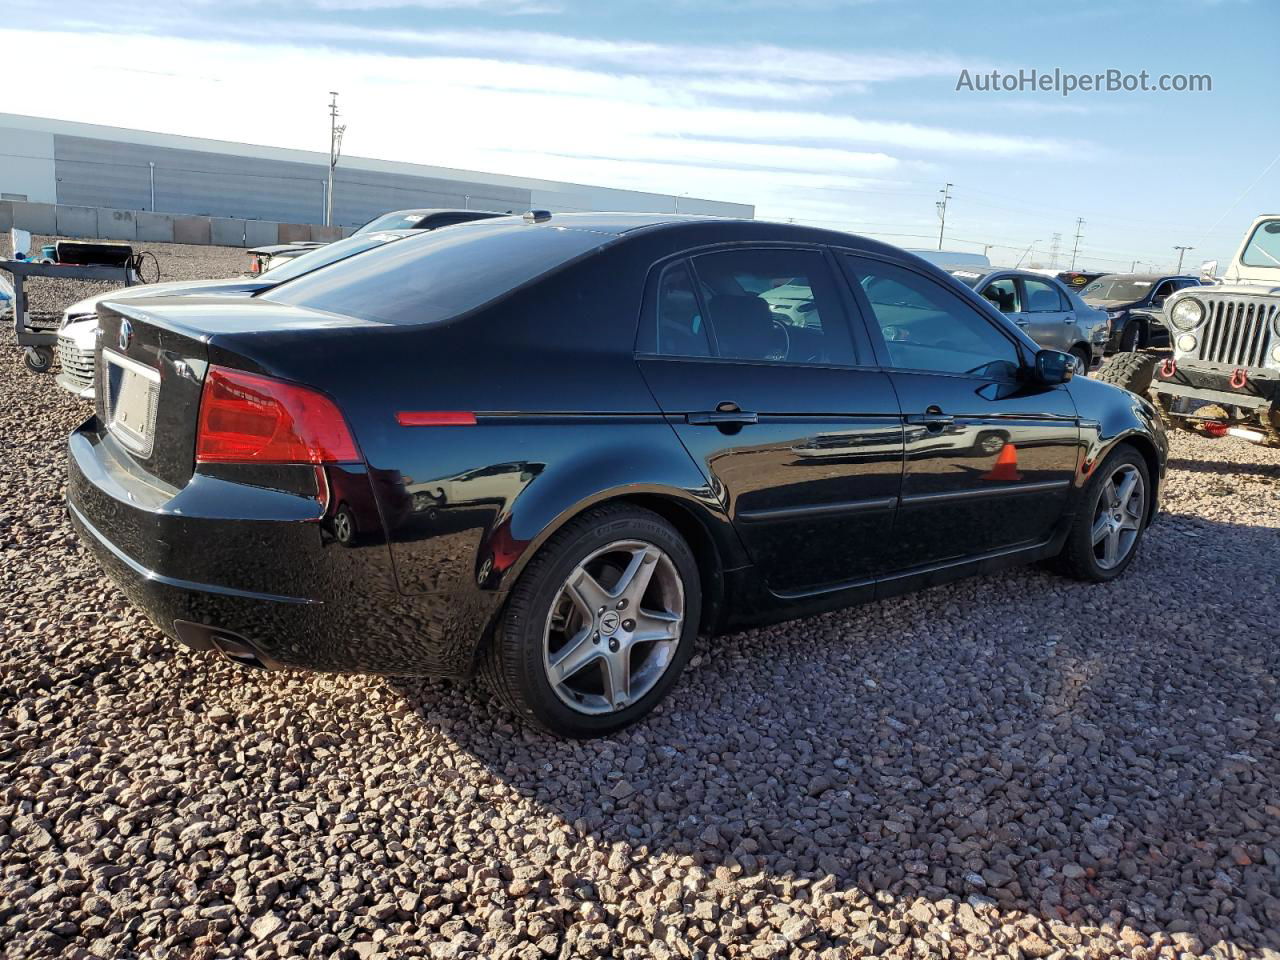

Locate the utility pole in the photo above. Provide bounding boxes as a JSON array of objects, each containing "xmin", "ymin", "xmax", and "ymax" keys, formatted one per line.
[
  {"xmin": 1048, "ymin": 232, "xmax": 1062, "ymax": 269},
  {"xmin": 1069, "ymin": 217, "xmax": 1084, "ymax": 270},
  {"xmin": 1173, "ymin": 245, "xmax": 1193, "ymax": 273},
  {"xmin": 326, "ymin": 92, "xmax": 346, "ymax": 228},
  {"xmin": 935, "ymin": 182, "xmax": 952, "ymax": 250},
  {"xmin": 1015, "ymin": 240, "xmax": 1040, "ymax": 268}
]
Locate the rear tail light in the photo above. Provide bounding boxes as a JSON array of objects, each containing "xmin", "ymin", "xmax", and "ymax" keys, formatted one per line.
[{"xmin": 196, "ymin": 366, "xmax": 359, "ymax": 464}]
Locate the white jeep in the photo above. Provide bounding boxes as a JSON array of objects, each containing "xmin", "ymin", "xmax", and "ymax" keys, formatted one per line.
[{"xmin": 1097, "ymin": 214, "xmax": 1280, "ymax": 445}]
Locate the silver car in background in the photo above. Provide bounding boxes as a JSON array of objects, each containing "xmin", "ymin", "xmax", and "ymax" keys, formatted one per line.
[{"xmin": 947, "ymin": 267, "xmax": 1109, "ymax": 372}]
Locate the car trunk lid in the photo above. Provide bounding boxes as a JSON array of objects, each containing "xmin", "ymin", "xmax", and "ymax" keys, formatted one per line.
[{"xmin": 93, "ymin": 296, "xmax": 382, "ymax": 489}]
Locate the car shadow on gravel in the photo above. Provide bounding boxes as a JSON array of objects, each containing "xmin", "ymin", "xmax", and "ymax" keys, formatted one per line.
[
  {"xmin": 388, "ymin": 512, "xmax": 1279, "ymax": 954},
  {"xmin": 1167, "ymin": 456, "xmax": 1280, "ymax": 480}
]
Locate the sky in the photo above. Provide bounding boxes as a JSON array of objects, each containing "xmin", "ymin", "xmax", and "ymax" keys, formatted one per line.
[{"xmin": 4, "ymin": 0, "xmax": 1278, "ymax": 272}]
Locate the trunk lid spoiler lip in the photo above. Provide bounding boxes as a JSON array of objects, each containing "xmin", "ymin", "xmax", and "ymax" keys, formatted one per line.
[{"xmin": 97, "ymin": 295, "xmax": 391, "ymax": 343}]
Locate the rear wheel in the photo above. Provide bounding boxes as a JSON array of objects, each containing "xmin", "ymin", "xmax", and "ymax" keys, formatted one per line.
[
  {"xmin": 482, "ymin": 504, "xmax": 701, "ymax": 737},
  {"xmin": 1054, "ymin": 446, "xmax": 1150, "ymax": 582},
  {"xmin": 1095, "ymin": 351, "xmax": 1157, "ymax": 396}
]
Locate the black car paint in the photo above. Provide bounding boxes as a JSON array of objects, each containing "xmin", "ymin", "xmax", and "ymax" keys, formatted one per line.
[{"xmin": 67, "ymin": 217, "xmax": 1168, "ymax": 678}]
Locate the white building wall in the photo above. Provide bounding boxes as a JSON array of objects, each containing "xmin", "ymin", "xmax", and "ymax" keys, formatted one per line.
[
  {"xmin": 0, "ymin": 124, "xmax": 56, "ymax": 203},
  {"xmin": 0, "ymin": 112, "xmax": 754, "ymax": 223}
]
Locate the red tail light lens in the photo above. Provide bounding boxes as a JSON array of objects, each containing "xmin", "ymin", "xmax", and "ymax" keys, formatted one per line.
[{"xmin": 196, "ymin": 366, "xmax": 359, "ymax": 464}]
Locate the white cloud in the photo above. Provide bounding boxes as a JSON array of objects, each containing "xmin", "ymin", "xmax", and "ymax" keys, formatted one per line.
[{"xmin": 0, "ymin": 24, "xmax": 1082, "ymax": 231}]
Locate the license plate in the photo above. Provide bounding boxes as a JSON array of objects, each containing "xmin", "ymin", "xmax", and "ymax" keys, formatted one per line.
[{"xmin": 103, "ymin": 348, "xmax": 160, "ymax": 458}]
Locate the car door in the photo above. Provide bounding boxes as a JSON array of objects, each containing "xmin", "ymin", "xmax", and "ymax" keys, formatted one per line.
[
  {"xmin": 839, "ymin": 253, "xmax": 1081, "ymax": 572},
  {"xmin": 636, "ymin": 246, "xmax": 904, "ymax": 598},
  {"xmin": 1017, "ymin": 276, "xmax": 1074, "ymax": 351}
]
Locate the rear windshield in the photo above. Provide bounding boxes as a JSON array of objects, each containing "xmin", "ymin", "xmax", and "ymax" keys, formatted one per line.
[
  {"xmin": 262, "ymin": 221, "xmax": 612, "ymax": 325},
  {"xmin": 354, "ymin": 211, "xmax": 427, "ymax": 234}
]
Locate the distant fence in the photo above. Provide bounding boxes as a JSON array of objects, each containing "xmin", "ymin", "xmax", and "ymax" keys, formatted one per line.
[{"xmin": 0, "ymin": 200, "xmax": 348, "ymax": 248}]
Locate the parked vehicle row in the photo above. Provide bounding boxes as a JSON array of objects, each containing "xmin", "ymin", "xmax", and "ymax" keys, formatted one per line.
[{"xmin": 65, "ymin": 212, "xmax": 1166, "ymax": 736}]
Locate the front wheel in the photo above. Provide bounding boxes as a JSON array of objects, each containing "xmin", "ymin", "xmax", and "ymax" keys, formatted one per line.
[
  {"xmin": 1053, "ymin": 446, "xmax": 1150, "ymax": 582},
  {"xmin": 482, "ymin": 504, "xmax": 701, "ymax": 737},
  {"xmin": 1068, "ymin": 346, "xmax": 1091, "ymax": 376}
]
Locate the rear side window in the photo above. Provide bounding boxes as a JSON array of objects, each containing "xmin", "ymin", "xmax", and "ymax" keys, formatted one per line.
[
  {"xmin": 656, "ymin": 262, "xmax": 712, "ymax": 357},
  {"xmin": 1022, "ymin": 278, "xmax": 1067, "ymax": 312},
  {"xmin": 264, "ymin": 222, "xmax": 610, "ymax": 325},
  {"xmin": 689, "ymin": 247, "xmax": 855, "ymax": 365}
]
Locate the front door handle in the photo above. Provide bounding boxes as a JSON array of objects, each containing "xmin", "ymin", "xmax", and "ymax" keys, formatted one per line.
[
  {"xmin": 1014, "ymin": 318, "xmax": 1031, "ymax": 326},
  {"xmin": 905, "ymin": 406, "xmax": 955, "ymax": 430}
]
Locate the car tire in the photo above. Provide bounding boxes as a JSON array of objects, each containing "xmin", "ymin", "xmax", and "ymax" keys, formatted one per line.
[
  {"xmin": 1095, "ymin": 351, "xmax": 1157, "ymax": 396},
  {"xmin": 482, "ymin": 504, "xmax": 701, "ymax": 737},
  {"xmin": 1068, "ymin": 346, "xmax": 1091, "ymax": 376},
  {"xmin": 1118, "ymin": 318, "xmax": 1143, "ymax": 352},
  {"xmin": 1053, "ymin": 445, "xmax": 1151, "ymax": 583}
]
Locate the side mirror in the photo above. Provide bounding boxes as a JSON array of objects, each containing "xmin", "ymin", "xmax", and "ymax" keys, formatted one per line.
[
  {"xmin": 1034, "ymin": 349, "xmax": 1074, "ymax": 385},
  {"xmin": 1199, "ymin": 259, "xmax": 1218, "ymax": 282}
]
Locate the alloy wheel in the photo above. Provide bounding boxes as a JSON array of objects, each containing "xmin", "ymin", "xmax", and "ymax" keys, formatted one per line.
[
  {"xmin": 542, "ymin": 539, "xmax": 684, "ymax": 715},
  {"xmin": 1091, "ymin": 463, "xmax": 1145, "ymax": 569}
]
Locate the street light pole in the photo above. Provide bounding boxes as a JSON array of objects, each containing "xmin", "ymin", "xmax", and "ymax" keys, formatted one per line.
[
  {"xmin": 1173, "ymin": 245, "xmax": 1193, "ymax": 273},
  {"xmin": 148, "ymin": 162, "xmax": 155, "ymax": 212},
  {"xmin": 326, "ymin": 92, "xmax": 346, "ymax": 228},
  {"xmin": 935, "ymin": 182, "xmax": 952, "ymax": 250}
]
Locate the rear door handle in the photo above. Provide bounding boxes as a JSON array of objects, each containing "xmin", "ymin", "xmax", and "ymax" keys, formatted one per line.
[{"xmin": 687, "ymin": 410, "xmax": 759, "ymax": 426}]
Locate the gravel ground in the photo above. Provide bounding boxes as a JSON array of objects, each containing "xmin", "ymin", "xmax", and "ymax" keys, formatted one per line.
[{"xmin": 1, "ymin": 243, "xmax": 1278, "ymax": 959}]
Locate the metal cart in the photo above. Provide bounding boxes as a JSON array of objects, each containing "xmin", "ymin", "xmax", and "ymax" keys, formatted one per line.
[{"xmin": 0, "ymin": 259, "xmax": 140, "ymax": 373}]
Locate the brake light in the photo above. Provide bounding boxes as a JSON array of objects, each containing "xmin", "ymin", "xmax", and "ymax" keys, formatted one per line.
[{"xmin": 196, "ymin": 366, "xmax": 359, "ymax": 464}]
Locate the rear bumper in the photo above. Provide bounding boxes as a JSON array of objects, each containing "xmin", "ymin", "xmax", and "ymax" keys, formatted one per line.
[{"xmin": 66, "ymin": 418, "xmax": 498, "ymax": 677}]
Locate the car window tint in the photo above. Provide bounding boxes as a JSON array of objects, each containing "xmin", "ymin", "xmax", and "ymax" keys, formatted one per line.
[
  {"xmin": 844, "ymin": 255, "xmax": 1020, "ymax": 379},
  {"xmin": 264, "ymin": 221, "xmax": 610, "ymax": 325},
  {"xmin": 689, "ymin": 248, "xmax": 854, "ymax": 365},
  {"xmin": 980, "ymin": 277, "xmax": 1018, "ymax": 313},
  {"xmin": 1022, "ymin": 278, "xmax": 1067, "ymax": 312},
  {"xmin": 655, "ymin": 262, "xmax": 711, "ymax": 358}
]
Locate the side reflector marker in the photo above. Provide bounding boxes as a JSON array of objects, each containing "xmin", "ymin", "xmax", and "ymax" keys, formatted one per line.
[{"xmin": 396, "ymin": 411, "xmax": 477, "ymax": 427}]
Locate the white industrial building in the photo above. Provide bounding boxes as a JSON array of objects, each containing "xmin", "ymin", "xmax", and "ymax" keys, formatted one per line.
[{"xmin": 0, "ymin": 112, "xmax": 753, "ymax": 229}]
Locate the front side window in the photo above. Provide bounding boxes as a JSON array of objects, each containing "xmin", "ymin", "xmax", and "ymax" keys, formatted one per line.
[
  {"xmin": 1022, "ymin": 278, "xmax": 1067, "ymax": 312},
  {"xmin": 1241, "ymin": 219, "xmax": 1280, "ymax": 268},
  {"xmin": 688, "ymin": 248, "xmax": 855, "ymax": 365},
  {"xmin": 980, "ymin": 277, "xmax": 1018, "ymax": 313},
  {"xmin": 844, "ymin": 255, "xmax": 1021, "ymax": 379}
]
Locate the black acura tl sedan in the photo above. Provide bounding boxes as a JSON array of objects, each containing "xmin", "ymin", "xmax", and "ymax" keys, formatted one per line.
[{"xmin": 67, "ymin": 213, "xmax": 1167, "ymax": 737}]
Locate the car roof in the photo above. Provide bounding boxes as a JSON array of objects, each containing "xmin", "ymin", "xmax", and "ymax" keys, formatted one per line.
[{"xmin": 1092, "ymin": 272, "xmax": 1190, "ymax": 282}]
